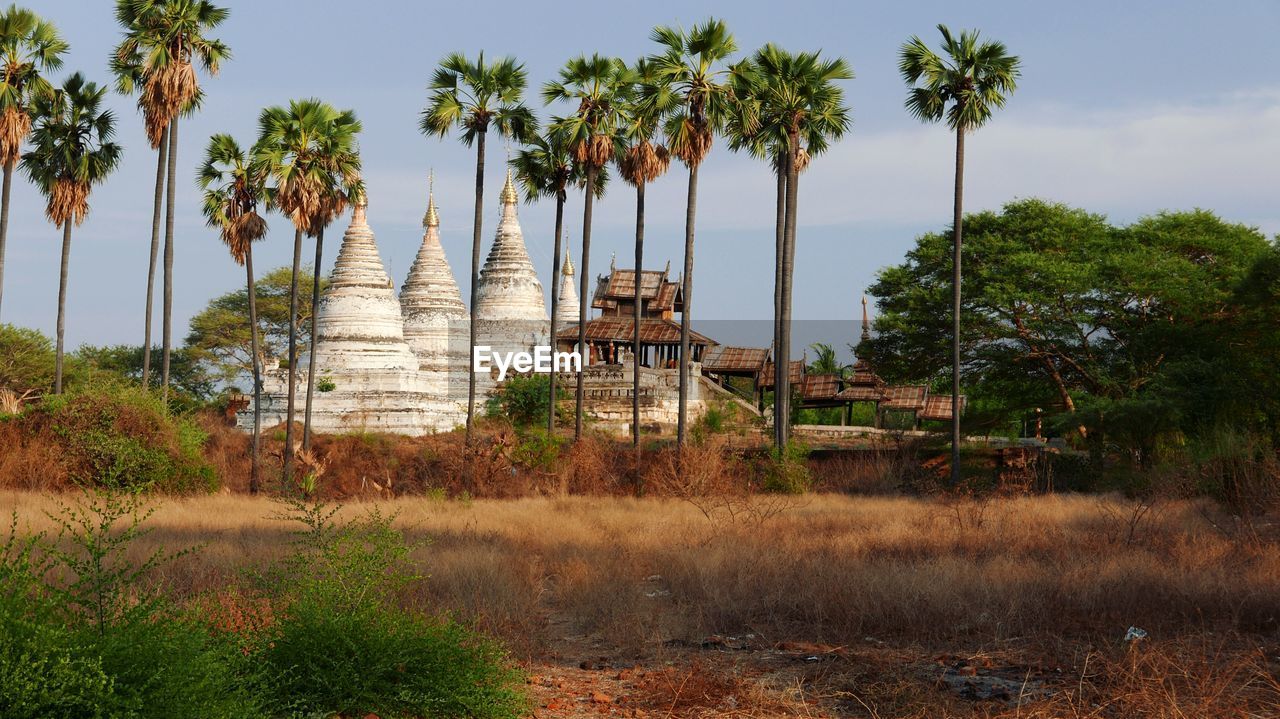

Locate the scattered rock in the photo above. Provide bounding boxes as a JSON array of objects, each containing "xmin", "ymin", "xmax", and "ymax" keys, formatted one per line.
[{"xmin": 591, "ymin": 691, "xmax": 613, "ymax": 704}]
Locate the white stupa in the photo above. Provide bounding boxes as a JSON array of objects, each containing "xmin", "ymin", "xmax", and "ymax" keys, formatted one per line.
[
  {"xmin": 400, "ymin": 180, "xmax": 470, "ymax": 401},
  {"xmin": 473, "ymin": 169, "xmax": 548, "ymax": 325},
  {"xmin": 248, "ymin": 193, "xmax": 464, "ymax": 435},
  {"xmin": 556, "ymin": 243, "xmax": 579, "ymax": 331}
]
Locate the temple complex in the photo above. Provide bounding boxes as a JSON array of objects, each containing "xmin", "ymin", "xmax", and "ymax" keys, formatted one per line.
[{"xmin": 240, "ymin": 170, "xmax": 956, "ymax": 438}]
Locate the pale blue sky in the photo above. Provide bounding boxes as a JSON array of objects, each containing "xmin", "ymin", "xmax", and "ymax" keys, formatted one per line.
[{"xmin": 4, "ymin": 0, "xmax": 1279, "ymax": 351}]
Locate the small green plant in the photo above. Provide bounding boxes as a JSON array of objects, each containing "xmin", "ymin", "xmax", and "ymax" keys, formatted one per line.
[
  {"xmin": 253, "ymin": 498, "xmax": 528, "ymax": 718},
  {"xmin": 316, "ymin": 376, "xmax": 336, "ymax": 393},
  {"xmin": 762, "ymin": 441, "xmax": 813, "ymax": 494},
  {"xmin": 486, "ymin": 374, "xmax": 566, "ymax": 427},
  {"xmin": 0, "ymin": 493, "xmax": 258, "ymax": 719},
  {"xmin": 511, "ymin": 428, "xmax": 563, "ymax": 472}
]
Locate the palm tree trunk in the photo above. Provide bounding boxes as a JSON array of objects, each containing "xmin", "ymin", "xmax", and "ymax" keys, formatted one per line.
[
  {"xmin": 950, "ymin": 127, "xmax": 966, "ymax": 486},
  {"xmin": 161, "ymin": 115, "xmax": 179, "ymax": 402},
  {"xmin": 54, "ymin": 221, "xmax": 72, "ymax": 395},
  {"xmin": 0, "ymin": 159, "xmax": 15, "ymax": 321},
  {"xmin": 141, "ymin": 130, "xmax": 168, "ymax": 388},
  {"xmin": 283, "ymin": 227, "xmax": 303, "ymax": 485},
  {"xmin": 465, "ymin": 130, "xmax": 486, "ymax": 445},
  {"xmin": 302, "ymin": 224, "xmax": 325, "ymax": 450},
  {"xmin": 676, "ymin": 163, "xmax": 699, "ymax": 447},
  {"xmin": 632, "ymin": 182, "xmax": 646, "ymax": 450},
  {"xmin": 575, "ymin": 164, "xmax": 598, "ymax": 441},
  {"xmin": 772, "ymin": 165, "xmax": 785, "ymax": 450},
  {"xmin": 779, "ymin": 135, "xmax": 801, "ymax": 449},
  {"xmin": 245, "ymin": 244, "xmax": 262, "ymax": 495},
  {"xmin": 547, "ymin": 194, "xmax": 565, "ymax": 435}
]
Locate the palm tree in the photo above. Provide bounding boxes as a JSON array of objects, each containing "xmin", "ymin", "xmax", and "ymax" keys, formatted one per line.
[
  {"xmin": 254, "ymin": 98, "xmax": 363, "ymax": 484},
  {"xmin": 729, "ymin": 44, "xmax": 851, "ymax": 450},
  {"xmin": 511, "ymin": 125, "xmax": 602, "ymax": 435},
  {"xmin": 112, "ymin": 0, "xmax": 229, "ymax": 396},
  {"xmin": 420, "ymin": 52, "xmax": 534, "ymax": 444},
  {"xmin": 900, "ymin": 25, "xmax": 1019, "ymax": 484},
  {"xmin": 618, "ymin": 58, "xmax": 673, "ymax": 448},
  {"xmin": 198, "ymin": 133, "xmax": 267, "ymax": 493},
  {"xmin": 543, "ymin": 54, "xmax": 632, "ymax": 441},
  {"xmin": 298, "ymin": 112, "xmax": 360, "ymax": 453},
  {"xmin": 21, "ymin": 73, "xmax": 121, "ymax": 394},
  {"xmin": 647, "ymin": 18, "xmax": 738, "ymax": 447},
  {"xmin": 0, "ymin": 5, "xmax": 66, "ymax": 321}
]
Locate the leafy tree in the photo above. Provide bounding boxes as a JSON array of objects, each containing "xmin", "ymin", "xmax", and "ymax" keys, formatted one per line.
[
  {"xmin": 112, "ymin": 0, "xmax": 230, "ymax": 395},
  {"xmin": 184, "ymin": 266, "xmax": 324, "ymax": 392},
  {"xmin": 421, "ymin": 52, "xmax": 535, "ymax": 444},
  {"xmin": 0, "ymin": 5, "xmax": 66, "ymax": 320},
  {"xmin": 74, "ymin": 344, "xmax": 216, "ymax": 400},
  {"xmin": 544, "ymin": 54, "xmax": 632, "ymax": 441},
  {"xmin": 899, "ymin": 24, "xmax": 1019, "ymax": 483},
  {"xmin": 866, "ymin": 199, "xmax": 1274, "ymax": 450},
  {"xmin": 21, "ymin": 73, "xmax": 122, "ymax": 394},
  {"xmin": 0, "ymin": 323, "xmax": 59, "ymax": 394}
]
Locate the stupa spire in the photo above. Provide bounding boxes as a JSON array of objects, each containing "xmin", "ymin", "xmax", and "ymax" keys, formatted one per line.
[
  {"xmin": 500, "ymin": 166, "xmax": 519, "ymax": 206},
  {"xmin": 861, "ymin": 295, "xmax": 871, "ymax": 342},
  {"xmin": 423, "ymin": 170, "xmax": 439, "ymax": 228},
  {"xmin": 557, "ymin": 241, "xmax": 579, "ymax": 329}
]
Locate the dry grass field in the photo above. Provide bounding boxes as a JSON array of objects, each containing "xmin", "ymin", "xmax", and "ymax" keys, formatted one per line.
[{"xmin": 3, "ymin": 489, "xmax": 1278, "ymax": 717}]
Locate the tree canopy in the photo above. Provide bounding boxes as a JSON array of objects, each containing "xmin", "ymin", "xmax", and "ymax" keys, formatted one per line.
[{"xmin": 863, "ymin": 198, "xmax": 1279, "ymax": 447}]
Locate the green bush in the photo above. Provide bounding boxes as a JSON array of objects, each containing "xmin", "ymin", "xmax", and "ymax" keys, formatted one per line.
[
  {"xmin": 762, "ymin": 441, "xmax": 812, "ymax": 494},
  {"xmin": 22, "ymin": 383, "xmax": 216, "ymax": 492},
  {"xmin": 0, "ymin": 497, "xmax": 258, "ymax": 719},
  {"xmin": 511, "ymin": 428, "xmax": 563, "ymax": 472},
  {"xmin": 254, "ymin": 501, "xmax": 527, "ymax": 719},
  {"xmin": 486, "ymin": 374, "xmax": 566, "ymax": 427}
]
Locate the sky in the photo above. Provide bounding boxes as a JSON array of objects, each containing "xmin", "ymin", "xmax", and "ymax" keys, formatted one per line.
[{"xmin": 4, "ymin": 0, "xmax": 1279, "ymax": 354}]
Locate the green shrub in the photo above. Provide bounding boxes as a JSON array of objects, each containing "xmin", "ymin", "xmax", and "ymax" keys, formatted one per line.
[
  {"xmin": 486, "ymin": 374, "xmax": 566, "ymax": 427},
  {"xmin": 511, "ymin": 428, "xmax": 563, "ymax": 472},
  {"xmin": 22, "ymin": 384, "xmax": 216, "ymax": 492},
  {"xmin": 762, "ymin": 441, "xmax": 812, "ymax": 494},
  {"xmin": 0, "ymin": 497, "xmax": 258, "ymax": 719},
  {"xmin": 254, "ymin": 500, "xmax": 527, "ymax": 719}
]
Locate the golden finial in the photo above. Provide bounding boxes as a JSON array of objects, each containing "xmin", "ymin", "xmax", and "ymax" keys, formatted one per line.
[
  {"xmin": 562, "ymin": 242, "xmax": 574, "ymax": 276},
  {"xmin": 423, "ymin": 169, "xmax": 439, "ymax": 228},
  {"xmin": 500, "ymin": 166, "xmax": 518, "ymax": 206}
]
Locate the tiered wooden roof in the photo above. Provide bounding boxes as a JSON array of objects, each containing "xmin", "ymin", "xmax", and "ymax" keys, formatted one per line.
[
  {"xmin": 592, "ymin": 267, "xmax": 682, "ymax": 315},
  {"xmin": 756, "ymin": 360, "xmax": 805, "ymax": 389},
  {"xmin": 919, "ymin": 394, "xmax": 966, "ymax": 422},
  {"xmin": 557, "ymin": 317, "xmax": 715, "ymax": 346},
  {"xmin": 702, "ymin": 346, "xmax": 770, "ymax": 374},
  {"xmin": 836, "ymin": 384, "xmax": 887, "ymax": 402},
  {"xmin": 799, "ymin": 373, "xmax": 842, "ymax": 401},
  {"xmin": 880, "ymin": 385, "xmax": 929, "ymax": 411}
]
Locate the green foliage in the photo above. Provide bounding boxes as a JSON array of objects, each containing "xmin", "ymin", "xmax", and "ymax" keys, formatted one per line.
[
  {"xmin": 762, "ymin": 441, "xmax": 811, "ymax": 494},
  {"xmin": 486, "ymin": 373, "xmax": 566, "ymax": 427},
  {"xmin": 867, "ymin": 199, "xmax": 1278, "ymax": 445},
  {"xmin": 20, "ymin": 383, "xmax": 216, "ymax": 492},
  {"xmin": 185, "ymin": 266, "xmax": 325, "ymax": 389},
  {"xmin": 0, "ymin": 494, "xmax": 258, "ymax": 719},
  {"xmin": 511, "ymin": 428, "xmax": 563, "ymax": 472},
  {"xmin": 75, "ymin": 343, "xmax": 217, "ymax": 403},
  {"xmin": 254, "ymin": 499, "xmax": 527, "ymax": 719},
  {"xmin": 0, "ymin": 324, "xmax": 69, "ymax": 395}
]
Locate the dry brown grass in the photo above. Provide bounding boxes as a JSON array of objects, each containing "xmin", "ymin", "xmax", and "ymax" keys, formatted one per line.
[
  {"xmin": 2, "ymin": 492, "xmax": 1275, "ymax": 648},
  {"xmin": 2, "ymin": 490, "xmax": 1276, "ymax": 715}
]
